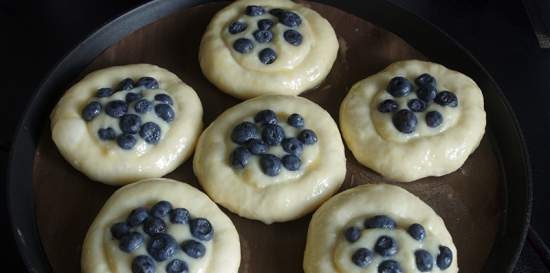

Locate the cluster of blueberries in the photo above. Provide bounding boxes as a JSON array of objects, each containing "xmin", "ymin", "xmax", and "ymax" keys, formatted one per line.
[
  {"xmin": 230, "ymin": 109, "xmax": 317, "ymax": 176},
  {"xmin": 109, "ymin": 200, "xmax": 213, "ymax": 273},
  {"xmin": 228, "ymin": 5, "xmax": 304, "ymax": 64},
  {"xmin": 344, "ymin": 215, "xmax": 453, "ymax": 273},
  {"xmin": 377, "ymin": 73, "xmax": 458, "ymax": 134},
  {"xmin": 81, "ymin": 77, "xmax": 176, "ymax": 150}
]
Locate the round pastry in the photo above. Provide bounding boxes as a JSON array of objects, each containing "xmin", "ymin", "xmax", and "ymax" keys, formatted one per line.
[
  {"xmin": 193, "ymin": 95, "xmax": 346, "ymax": 224},
  {"xmin": 82, "ymin": 178, "xmax": 240, "ymax": 273},
  {"xmin": 303, "ymin": 184, "xmax": 458, "ymax": 273},
  {"xmin": 199, "ymin": 0, "xmax": 339, "ymax": 99},
  {"xmin": 340, "ymin": 60, "xmax": 486, "ymax": 182},
  {"xmin": 50, "ymin": 64, "xmax": 203, "ymax": 185}
]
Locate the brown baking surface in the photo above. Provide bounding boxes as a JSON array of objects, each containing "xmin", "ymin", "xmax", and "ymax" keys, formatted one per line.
[{"xmin": 33, "ymin": 2, "xmax": 503, "ymax": 273}]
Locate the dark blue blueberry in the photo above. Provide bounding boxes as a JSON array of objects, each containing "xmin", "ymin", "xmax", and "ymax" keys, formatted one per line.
[
  {"xmin": 119, "ymin": 114, "xmax": 142, "ymax": 134},
  {"xmin": 283, "ymin": 30, "xmax": 303, "ymax": 46},
  {"xmin": 245, "ymin": 5, "xmax": 265, "ymax": 16},
  {"xmin": 434, "ymin": 91, "xmax": 458, "ymax": 107},
  {"xmin": 166, "ymin": 259, "xmax": 188, "ymax": 273},
  {"xmin": 230, "ymin": 147, "xmax": 252, "ymax": 169},
  {"xmin": 231, "ymin": 122, "xmax": 259, "ymax": 144},
  {"xmin": 364, "ymin": 215, "xmax": 396, "ymax": 229},
  {"xmin": 416, "ymin": 85, "xmax": 437, "ymax": 102},
  {"xmin": 377, "ymin": 99, "xmax": 398, "ymax": 113},
  {"xmin": 228, "ymin": 21, "xmax": 247, "ymax": 34},
  {"xmin": 119, "ymin": 232, "xmax": 144, "ymax": 253},
  {"xmin": 135, "ymin": 99, "xmax": 153, "ymax": 113},
  {"xmin": 425, "ymin": 111, "xmax": 443, "ymax": 128},
  {"xmin": 407, "ymin": 223, "xmax": 426, "ymax": 241},
  {"xmin": 253, "ymin": 30, "xmax": 273, "ymax": 43},
  {"xmin": 392, "ymin": 109, "xmax": 417, "ymax": 134},
  {"xmin": 262, "ymin": 124, "xmax": 285, "ymax": 146},
  {"xmin": 131, "ymin": 255, "xmax": 155, "ymax": 273},
  {"xmin": 147, "ymin": 233, "xmax": 178, "ymax": 262},
  {"xmin": 96, "ymin": 87, "xmax": 113, "ymax": 98},
  {"xmin": 126, "ymin": 92, "xmax": 142, "ymax": 103},
  {"xmin": 254, "ymin": 109, "xmax": 278, "ymax": 125},
  {"xmin": 105, "ymin": 100, "xmax": 128, "ymax": 118},
  {"xmin": 415, "ymin": 249, "xmax": 434, "ymax": 272},
  {"xmin": 259, "ymin": 48, "xmax": 277, "ymax": 64},
  {"xmin": 117, "ymin": 134, "xmax": 137, "ymax": 149},
  {"xmin": 287, "ymin": 113, "xmax": 304, "ymax": 128},
  {"xmin": 110, "ymin": 222, "xmax": 130, "ymax": 239},
  {"xmin": 259, "ymin": 154, "xmax": 282, "ymax": 176},
  {"xmin": 436, "ymin": 246, "xmax": 453, "ymax": 270},
  {"xmin": 269, "ymin": 8, "xmax": 284, "ymax": 17},
  {"xmin": 233, "ymin": 38, "xmax": 254, "ymax": 54},
  {"xmin": 279, "ymin": 11, "xmax": 302, "ymax": 27},
  {"xmin": 140, "ymin": 122, "xmax": 161, "ymax": 144},
  {"xmin": 154, "ymin": 94, "xmax": 174, "ymax": 105},
  {"xmin": 119, "ymin": 78, "xmax": 135, "ymax": 91},
  {"xmin": 344, "ymin": 226, "xmax": 361, "ymax": 243},
  {"xmin": 407, "ymin": 98, "xmax": 427, "ymax": 112},
  {"xmin": 137, "ymin": 77, "xmax": 159, "ymax": 89},
  {"xmin": 245, "ymin": 139, "xmax": 268, "ymax": 155},
  {"xmin": 298, "ymin": 129, "xmax": 317, "ymax": 145},
  {"xmin": 82, "ymin": 101, "xmax": 102, "ymax": 121},
  {"xmin": 257, "ymin": 19, "xmax": 274, "ymax": 30},
  {"xmin": 143, "ymin": 217, "xmax": 167, "ymax": 236},
  {"xmin": 127, "ymin": 207, "xmax": 150, "ymax": 226},
  {"xmin": 181, "ymin": 240, "xmax": 206, "ymax": 259},
  {"xmin": 387, "ymin": 76, "xmax": 413, "ymax": 97},
  {"xmin": 151, "ymin": 201, "xmax": 172, "ymax": 218},
  {"xmin": 170, "ymin": 208, "xmax": 190, "ymax": 224},
  {"xmin": 351, "ymin": 248, "xmax": 374, "ymax": 268},
  {"xmin": 282, "ymin": 154, "xmax": 301, "ymax": 171},
  {"xmin": 415, "ymin": 73, "xmax": 437, "ymax": 88},
  {"xmin": 281, "ymin": 138, "xmax": 303, "ymax": 155},
  {"xmin": 155, "ymin": 104, "xmax": 176, "ymax": 122},
  {"xmin": 190, "ymin": 218, "xmax": 214, "ymax": 241},
  {"xmin": 378, "ymin": 260, "xmax": 403, "ymax": 273},
  {"xmin": 374, "ymin": 235, "xmax": 398, "ymax": 257},
  {"xmin": 98, "ymin": 127, "xmax": 116, "ymax": 140}
]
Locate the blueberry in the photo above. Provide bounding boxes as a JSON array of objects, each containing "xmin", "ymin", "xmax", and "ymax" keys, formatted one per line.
[
  {"xmin": 416, "ymin": 85, "xmax": 437, "ymax": 102},
  {"xmin": 120, "ymin": 114, "xmax": 142, "ymax": 134},
  {"xmin": 170, "ymin": 208, "xmax": 190, "ymax": 224},
  {"xmin": 378, "ymin": 260, "xmax": 403, "ymax": 273},
  {"xmin": 283, "ymin": 30, "xmax": 303, "ymax": 46},
  {"xmin": 135, "ymin": 99, "xmax": 153, "ymax": 113},
  {"xmin": 259, "ymin": 154, "xmax": 282, "ymax": 176},
  {"xmin": 374, "ymin": 235, "xmax": 398, "ymax": 257},
  {"xmin": 269, "ymin": 8, "xmax": 284, "ymax": 17},
  {"xmin": 254, "ymin": 109, "xmax": 278, "ymax": 125},
  {"xmin": 392, "ymin": 109, "xmax": 417, "ymax": 134},
  {"xmin": 230, "ymin": 147, "xmax": 252, "ymax": 169},
  {"xmin": 190, "ymin": 218, "xmax": 214, "ymax": 241},
  {"xmin": 281, "ymin": 138, "xmax": 303, "ymax": 155},
  {"xmin": 119, "ymin": 232, "xmax": 144, "ymax": 252},
  {"xmin": 434, "ymin": 91, "xmax": 458, "ymax": 107},
  {"xmin": 96, "ymin": 87, "xmax": 113, "ymax": 98},
  {"xmin": 154, "ymin": 94, "xmax": 174, "ymax": 105},
  {"xmin": 82, "ymin": 101, "xmax": 102, "ymax": 121},
  {"xmin": 126, "ymin": 92, "xmax": 142, "ymax": 103},
  {"xmin": 98, "ymin": 127, "xmax": 116, "ymax": 140},
  {"xmin": 262, "ymin": 124, "xmax": 285, "ymax": 146},
  {"xmin": 228, "ymin": 21, "xmax": 247, "ymax": 34},
  {"xmin": 377, "ymin": 99, "xmax": 398, "ymax": 113},
  {"xmin": 436, "ymin": 245, "xmax": 453, "ymax": 270},
  {"xmin": 245, "ymin": 5, "xmax": 265, "ymax": 16},
  {"xmin": 233, "ymin": 38, "xmax": 254, "ymax": 54},
  {"xmin": 110, "ymin": 222, "xmax": 130, "ymax": 239},
  {"xmin": 137, "ymin": 77, "xmax": 159, "ymax": 89},
  {"xmin": 140, "ymin": 122, "xmax": 162, "ymax": 144},
  {"xmin": 364, "ymin": 215, "xmax": 396, "ymax": 229},
  {"xmin": 257, "ymin": 19, "xmax": 274, "ymax": 30},
  {"xmin": 287, "ymin": 113, "xmax": 304, "ymax": 128},
  {"xmin": 298, "ymin": 129, "xmax": 317, "ymax": 145},
  {"xmin": 245, "ymin": 139, "xmax": 268, "ymax": 155},
  {"xmin": 344, "ymin": 226, "xmax": 361, "ymax": 243},
  {"xmin": 105, "ymin": 100, "xmax": 128, "ymax": 118},
  {"xmin": 127, "ymin": 207, "xmax": 150, "ymax": 227},
  {"xmin": 415, "ymin": 73, "xmax": 437, "ymax": 87},
  {"xmin": 147, "ymin": 233, "xmax": 178, "ymax": 261},
  {"xmin": 407, "ymin": 98, "xmax": 427, "ymax": 112},
  {"xmin": 407, "ymin": 223, "xmax": 426, "ymax": 241},
  {"xmin": 119, "ymin": 78, "xmax": 135, "ymax": 91},
  {"xmin": 253, "ymin": 30, "xmax": 273, "ymax": 43},
  {"xmin": 231, "ymin": 122, "xmax": 259, "ymax": 144},
  {"xmin": 143, "ymin": 217, "xmax": 167, "ymax": 236},
  {"xmin": 151, "ymin": 201, "xmax": 172, "ymax": 218},
  {"xmin": 282, "ymin": 154, "xmax": 301, "ymax": 171},
  {"xmin": 387, "ymin": 76, "xmax": 413, "ymax": 97},
  {"xmin": 259, "ymin": 48, "xmax": 277, "ymax": 65},
  {"xmin": 166, "ymin": 259, "xmax": 188, "ymax": 273},
  {"xmin": 155, "ymin": 104, "xmax": 176, "ymax": 122},
  {"xmin": 131, "ymin": 255, "xmax": 155, "ymax": 273},
  {"xmin": 426, "ymin": 111, "xmax": 443, "ymax": 128},
  {"xmin": 117, "ymin": 134, "xmax": 137, "ymax": 149},
  {"xmin": 279, "ymin": 11, "xmax": 302, "ymax": 27},
  {"xmin": 351, "ymin": 248, "xmax": 374, "ymax": 268},
  {"xmin": 181, "ymin": 240, "xmax": 206, "ymax": 259},
  {"xmin": 415, "ymin": 249, "xmax": 434, "ymax": 272}
]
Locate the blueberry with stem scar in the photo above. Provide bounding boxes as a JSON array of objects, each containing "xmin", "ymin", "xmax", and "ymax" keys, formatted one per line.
[
  {"xmin": 374, "ymin": 235, "xmax": 398, "ymax": 257},
  {"xmin": 298, "ymin": 129, "xmax": 317, "ymax": 145},
  {"xmin": 231, "ymin": 122, "xmax": 259, "ymax": 144},
  {"xmin": 262, "ymin": 124, "xmax": 285, "ymax": 146},
  {"xmin": 434, "ymin": 91, "xmax": 458, "ymax": 107},
  {"xmin": 140, "ymin": 122, "xmax": 161, "ymax": 144},
  {"xmin": 233, "ymin": 38, "xmax": 254, "ymax": 54},
  {"xmin": 259, "ymin": 48, "xmax": 277, "ymax": 65},
  {"xmin": 407, "ymin": 98, "xmax": 427, "ymax": 112},
  {"xmin": 190, "ymin": 218, "xmax": 214, "ymax": 241},
  {"xmin": 281, "ymin": 138, "xmax": 303, "ymax": 155},
  {"xmin": 257, "ymin": 19, "xmax": 274, "ymax": 30}
]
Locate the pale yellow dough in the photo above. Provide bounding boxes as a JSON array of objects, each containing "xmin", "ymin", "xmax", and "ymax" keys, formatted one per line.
[
  {"xmin": 50, "ymin": 64, "xmax": 203, "ymax": 185},
  {"xmin": 82, "ymin": 178, "xmax": 240, "ymax": 273},
  {"xmin": 303, "ymin": 184, "xmax": 458, "ymax": 273},
  {"xmin": 199, "ymin": 0, "xmax": 339, "ymax": 99},
  {"xmin": 193, "ymin": 95, "xmax": 346, "ymax": 224},
  {"xmin": 340, "ymin": 60, "xmax": 486, "ymax": 182}
]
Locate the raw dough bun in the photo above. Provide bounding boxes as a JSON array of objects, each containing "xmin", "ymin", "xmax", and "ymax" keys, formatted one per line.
[
  {"xmin": 82, "ymin": 178, "xmax": 240, "ymax": 273},
  {"xmin": 50, "ymin": 64, "xmax": 203, "ymax": 185},
  {"xmin": 193, "ymin": 95, "xmax": 346, "ymax": 224},
  {"xmin": 303, "ymin": 183, "xmax": 458, "ymax": 273},
  {"xmin": 199, "ymin": 0, "xmax": 338, "ymax": 99},
  {"xmin": 340, "ymin": 60, "xmax": 486, "ymax": 182}
]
